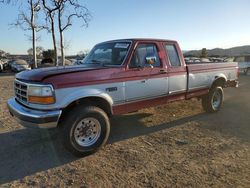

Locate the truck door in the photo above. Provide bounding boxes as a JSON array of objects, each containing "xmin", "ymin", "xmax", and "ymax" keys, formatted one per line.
[
  {"xmin": 125, "ymin": 43, "xmax": 168, "ymax": 102},
  {"xmin": 164, "ymin": 43, "xmax": 187, "ymax": 95}
]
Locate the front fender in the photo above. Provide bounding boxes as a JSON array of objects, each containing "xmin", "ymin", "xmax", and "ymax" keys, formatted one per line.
[
  {"xmin": 22, "ymin": 86, "xmax": 115, "ymax": 111},
  {"xmin": 60, "ymin": 88, "xmax": 114, "ymax": 108}
]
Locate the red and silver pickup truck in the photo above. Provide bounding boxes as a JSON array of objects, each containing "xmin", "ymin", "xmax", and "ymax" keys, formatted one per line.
[{"xmin": 7, "ymin": 39, "xmax": 239, "ymax": 156}]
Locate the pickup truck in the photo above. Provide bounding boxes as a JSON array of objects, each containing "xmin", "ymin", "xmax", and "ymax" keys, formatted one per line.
[
  {"xmin": 238, "ymin": 62, "xmax": 250, "ymax": 75},
  {"xmin": 7, "ymin": 39, "xmax": 239, "ymax": 156},
  {"xmin": 234, "ymin": 56, "xmax": 250, "ymax": 75}
]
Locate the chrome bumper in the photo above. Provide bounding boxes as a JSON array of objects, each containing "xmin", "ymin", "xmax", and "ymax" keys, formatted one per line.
[{"xmin": 7, "ymin": 97, "xmax": 62, "ymax": 129}]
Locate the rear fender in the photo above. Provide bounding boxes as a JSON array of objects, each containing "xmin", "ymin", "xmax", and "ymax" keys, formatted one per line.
[{"xmin": 210, "ymin": 74, "xmax": 227, "ymax": 88}]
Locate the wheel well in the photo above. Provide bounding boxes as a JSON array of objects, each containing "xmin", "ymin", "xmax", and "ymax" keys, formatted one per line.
[
  {"xmin": 58, "ymin": 97, "xmax": 112, "ymax": 127},
  {"xmin": 211, "ymin": 77, "xmax": 226, "ymax": 89}
]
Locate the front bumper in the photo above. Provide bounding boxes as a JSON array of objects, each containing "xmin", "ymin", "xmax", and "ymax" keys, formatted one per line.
[{"xmin": 7, "ymin": 97, "xmax": 62, "ymax": 129}]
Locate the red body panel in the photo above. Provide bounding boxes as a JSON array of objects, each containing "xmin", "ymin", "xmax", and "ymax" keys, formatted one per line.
[{"xmin": 16, "ymin": 65, "xmax": 106, "ymax": 82}]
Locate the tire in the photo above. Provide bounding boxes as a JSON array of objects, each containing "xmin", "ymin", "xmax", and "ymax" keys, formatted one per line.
[
  {"xmin": 202, "ymin": 86, "xmax": 224, "ymax": 113},
  {"xmin": 62, "ymin": 105, "xmax": 110, "ymax": 157}
]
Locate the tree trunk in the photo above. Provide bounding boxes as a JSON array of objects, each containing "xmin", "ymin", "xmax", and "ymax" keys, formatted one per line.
[
  {"xmin": 31, "ymin": 0, "xmax": 37, "ymax": 69},
  {"xmin": 58, "ymin": 8, "xmax": 65, "ymax": 66},
  {"xmin": 60, "ymin": 30, "xmax": 65, "ymax": 66},
  {"xmin": 32, "ymin": 27, "xmax": 37, "ymax": 68},
  {"xmin": 50, "ymin": 18, "xmax": 58, "ymax": 66},
  {"xmin": 42, "ymin": 0, "xmax": 58, "ymax": 66}
]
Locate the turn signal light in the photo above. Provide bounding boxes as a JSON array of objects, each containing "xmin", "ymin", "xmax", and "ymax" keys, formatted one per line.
[{"xmin": 28, "ymin": 96, "xmax": 55, "ymax": 104}]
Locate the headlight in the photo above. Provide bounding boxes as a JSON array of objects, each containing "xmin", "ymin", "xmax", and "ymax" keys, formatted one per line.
[{"xmin": 28, "ymin": 85, "xmax": 55, "ymax": 104}]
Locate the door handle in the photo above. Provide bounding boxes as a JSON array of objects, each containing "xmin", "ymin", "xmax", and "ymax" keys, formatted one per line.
[{"xmin": 159, "ymin": 69, "xmax": 167, "ymax": 74}]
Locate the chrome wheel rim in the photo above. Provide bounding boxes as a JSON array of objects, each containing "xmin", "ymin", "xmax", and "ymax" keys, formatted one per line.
[
  {"xmin": 212, "ymin": 90, "xmax": 221, "ymax": 109},
  {"xmin": 74, "ymin": 118, "xmax": 101, "ymax": 147}
]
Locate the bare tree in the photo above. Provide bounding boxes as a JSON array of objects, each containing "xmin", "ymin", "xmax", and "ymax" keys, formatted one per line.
[
  {"xmin": 27, "ymin": 46, "xmax": 44, "ymax": 58},
  {"xmin": 42, "ymin": 0, "xmax": 59, "ymax": 66},
  {"xmin": 54, "ymin": 0, "xmax": 91, "ymax": 66},
  {"xmin": 13, "ymin": 0, "xmax": 43, "ymax": 68}
]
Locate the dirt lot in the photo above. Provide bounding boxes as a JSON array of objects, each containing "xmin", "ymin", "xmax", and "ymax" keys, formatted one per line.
[{"xmin": 0, "ymin": 74, "xmax": 249, "ymax": 187}]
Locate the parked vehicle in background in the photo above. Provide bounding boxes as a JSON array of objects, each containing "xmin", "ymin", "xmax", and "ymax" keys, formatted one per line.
[
  {"xmin": 73, "ymin": 59, "xmax": 84, "ymax": 65},
  {"xmin": 27, "ymin": 59, "xmax": 42, "ymax": 69},
  {"xmin": 41, "ymin": 58, "xmax": 54, "ymax": 65},
  {"xmin": 7, "ymin": 38, "xmax": 239, "ymax": 156},
  {"xmin": 7, "ymin": 60, "xmax": 15, "ymax": 70},
  {"xmin": 224, "ymin": 57, "xmax": 234, "ymax": 62},
  {"xmin": 238, "ymin": 62, "xmax": 250, "ymax": 75},
  {"xmin": 185, "ymin": 57, "xmax": 232, "ymax": 64},
  {"xmin": 58, "ymin": 58, "xmax": 73, "ymax": 66},
  {"xmin": 200, "ymin": 58, "xmax": 210, "ymax": 62},
  {"xmin": 185, "ymin": 57, "xmax": 202, "ymax": 63},
  {"xmin": 234, "ymin": 56, "xmax": 250, "ymax": 75},
  {"xmin": 10, "ymin": 59, "xmax": 31, "ymax": 72},
  {"xmin": 0, "ymin": 59, "xmax": 9, "ymax": 72},
  {"xmin": 39, "ymin": 58, "xmax": 55, "ymax": 68},
  {"xmin": 0, "ymin": 60, "xmax": 3, "ymax": 72}
]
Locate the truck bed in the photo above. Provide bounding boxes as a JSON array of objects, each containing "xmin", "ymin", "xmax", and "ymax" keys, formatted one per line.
[{"xmin": 186, "ymin": 62, "xmax": 238, "ymax": 92}]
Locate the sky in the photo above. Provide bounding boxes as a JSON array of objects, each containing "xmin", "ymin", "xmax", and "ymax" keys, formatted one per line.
[{"xmin": 0, "ymin": 0, "xmax": 250, "ymax": 55}]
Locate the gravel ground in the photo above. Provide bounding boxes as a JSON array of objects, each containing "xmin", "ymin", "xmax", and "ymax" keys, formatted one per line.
[{"xmin": 0, "ymin": 74, "xmax": 249, "ymax": 187}]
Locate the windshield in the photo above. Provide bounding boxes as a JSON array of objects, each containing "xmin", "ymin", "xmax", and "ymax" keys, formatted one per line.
[{"xmin": 82, "ymin": 42, "xmax": 131, "ymax": 66}]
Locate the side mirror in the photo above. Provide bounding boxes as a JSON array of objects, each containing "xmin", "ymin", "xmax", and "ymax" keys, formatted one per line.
[{"xmin": 145, "ymin": 56, "xmax": 157, "ymax": 66}]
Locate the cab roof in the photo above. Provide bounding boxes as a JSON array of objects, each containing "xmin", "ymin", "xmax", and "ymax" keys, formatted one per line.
[{"xmin": 100, "ymin": 38, "xmax": 178, "ymax": 44}]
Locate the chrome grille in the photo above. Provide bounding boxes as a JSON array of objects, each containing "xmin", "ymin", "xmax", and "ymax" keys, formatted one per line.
[{"xmin": 15, "ymin": 80, "xmax": 28, "ymax": 103}]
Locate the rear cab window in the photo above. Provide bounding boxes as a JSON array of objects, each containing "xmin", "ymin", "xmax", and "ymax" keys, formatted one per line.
[{"xmin": 165, "ymin": 44, "xmax": 181, "ymax": 67}]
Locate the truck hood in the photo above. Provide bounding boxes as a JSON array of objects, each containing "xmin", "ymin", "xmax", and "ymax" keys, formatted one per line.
[{"xmin": 16, "ymin": 65, "xmax": 108, "ymax": 82}]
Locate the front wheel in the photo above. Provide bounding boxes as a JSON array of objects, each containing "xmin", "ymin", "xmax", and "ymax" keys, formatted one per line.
[
  {"xmin": 202, "ymin": 86, "xmax": 224, "ymax": 113},
  {"xmin": 62, "ymin": 105, "xmax": 110, "ymax": 156}
]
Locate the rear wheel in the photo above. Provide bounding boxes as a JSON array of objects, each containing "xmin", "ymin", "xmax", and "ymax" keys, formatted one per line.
[
  {"xmin": 62, "ymin": 105, "xmax": 110, "ymax": 156},
  {"xmin": 202, "ymin": 86, "xmax": 224, "ymax": 113}
]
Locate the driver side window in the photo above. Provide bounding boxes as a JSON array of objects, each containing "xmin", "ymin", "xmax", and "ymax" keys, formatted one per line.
[{"xmin": 129, "ymin": 44, "xmax": 160, "ymax": 68}]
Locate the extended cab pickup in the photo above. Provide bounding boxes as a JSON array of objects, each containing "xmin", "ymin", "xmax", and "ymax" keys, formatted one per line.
[{"xmin": 7, "ymin": 39, "xmax": 239, "ymax": 156}]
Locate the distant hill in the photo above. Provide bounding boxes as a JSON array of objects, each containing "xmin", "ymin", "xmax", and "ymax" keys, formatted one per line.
[{"xmin": 184, "ymin": 45, "xmax": 250, "ymax": 57}]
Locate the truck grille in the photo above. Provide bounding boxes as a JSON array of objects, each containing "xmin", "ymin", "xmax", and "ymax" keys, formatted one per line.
[{"xmin": 15, "ymin": 80, "xmax": 28, "ymax": 103}]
